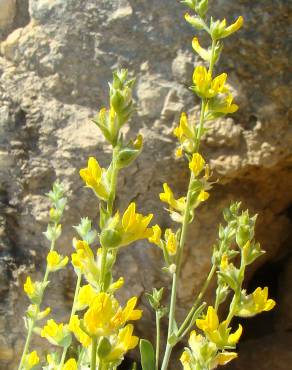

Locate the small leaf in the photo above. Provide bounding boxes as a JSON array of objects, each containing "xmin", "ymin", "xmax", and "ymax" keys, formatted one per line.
[{"xmin": 139, "ymin": 339, "xmax": 155, "ymax": 370}]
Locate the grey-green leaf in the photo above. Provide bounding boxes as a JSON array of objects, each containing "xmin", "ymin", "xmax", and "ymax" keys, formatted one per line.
[{"xmin": 139, "ymin": 339, "xmax": 155, "ymax": 370}]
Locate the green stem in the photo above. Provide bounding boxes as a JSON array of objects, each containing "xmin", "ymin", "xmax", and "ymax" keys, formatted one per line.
[
  {"xmin": 177, "ymin": 264, "xmax": 216, "ymax": 338},
  {"xmin": 17, "ymin": 320, "xmax": 35, "ymax": 370},
  {"xmin": 18, "ymin": 238, "xmax": 56, "ymax": 370},
  {"xmin": 107, "ymin": 146, "xmax": 120, "ymax": 215},
  {"xmin": 91, "ymin": 337, "xmax": 98, "ymax": 370},
  {"xmin": 100, "ymin": 246, "xmax": 108, "ymax": 290},
  {"xmin": 57, "ymin": 272, "xmax": 82, "ymax": 369},
  {"xmin": 155, "ymin": 311, "xmax": 161, "ymax": 370},
  {"xmin": 208, "ymin": 39, "xmax": 217, "ymax": 76},
  {"xmin": 100, "ymin": 145, "xmax": 120, "ymax": 291}
]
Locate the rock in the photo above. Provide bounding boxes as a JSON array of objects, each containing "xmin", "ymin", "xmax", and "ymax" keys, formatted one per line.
[
  {"xmin": 225, "ymin": 333, "xmax": 292, "ymax": 370},
  {"xmin": 276, "ymin": 256, "xmax": 292, "ymax": 332},
  {"xmin": 172, "ymin": 50, "xmax": 194, "ymax": 85},
  {"xmin": 0, "ymin": 0, "xmax": 16, "ymax": 33},
  {"xmin": 136, "ymin": 75, "xmax": 170, "ymax": 118}
]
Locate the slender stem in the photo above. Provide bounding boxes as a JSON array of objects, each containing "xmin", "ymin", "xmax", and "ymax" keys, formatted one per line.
[
  {"xmin": 18, "ymin": 238, "xmax": 56, "ymax": 370},
  {"xmin": 57, "ymin": 272, "xmax": 82, "ymax": 369},
  {"xmin": 155, "ymin": 311, "xmax": 160, "ymax": 370},
  {"xmin": 77, "ymin": 348, "xmax": 85, "ymax": 366},
  {"xmin": 91, "ymin": 337, "xmax": 98, "ymax": 370},
  {"xmin": 17, "ymin": 321, "xmax": 35, "ymax": 370},
  {"xmin": 208, "ymin": 39, "xmax": 217, "ymax": 76},
  {"xmin": 177, "ymin": 264, "xmax": 216, "ymax": 338},
  {"xmin": 99, "ymin": 246, "xmax": 108, "ymax": 290},
  {"xmin": 100, "ymin": 146, "xmax": 120, "ymax": 291},
  {"xmin": 59, "ymin": 349, "xmax": 67, "ymax": 369},
  {"xmin": 107, "ymin": 146, "xmax": 120, "ymax": 215}
]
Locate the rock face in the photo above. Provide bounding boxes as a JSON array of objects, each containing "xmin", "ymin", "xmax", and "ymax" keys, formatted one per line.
[{"xmin": 0, "ymin": 0, "xmax": 291, "ymax": 369}]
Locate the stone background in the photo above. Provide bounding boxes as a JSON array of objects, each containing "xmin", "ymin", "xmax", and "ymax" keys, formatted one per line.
[{"xmin": 0, "ymin": 0, "xmax": 291, "ymax": 369}]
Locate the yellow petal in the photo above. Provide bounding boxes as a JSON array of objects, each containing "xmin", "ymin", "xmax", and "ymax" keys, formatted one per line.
[
  {"xmin": 228, "ymin": 324, "xmax": 243, "ymax": 345},
  {"xmin": 192, "ymin": 37, "xmax": 210, "ymax": 61},
  {"xmin": 215, "ymin": 351, "xmax": 238, "ymax": 365},
  {"xmin": 189, "ymin": 153, "xmax": 205, "ymax": 177}
]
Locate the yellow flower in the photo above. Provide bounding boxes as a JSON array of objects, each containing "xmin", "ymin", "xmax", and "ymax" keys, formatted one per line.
[
  {"xmin": 165, "ymin": 229, "xmax": 178, "ymax": 256},
  {"xmin": 220, "ymin": 16, "xmax": 244, "ymax": 39},
  {"xmin": 173, "ymin": 112, "xmax": 196, "ymax": 157},
  {"xmin": 109, "ymin": 277, "xmax": 125, "ymax": 293},
  {"xmin": 189, "ymin": 153, "xmax": 205, "ymax": 177},
  {"xmin": 71, "ymin": 240, "xmax": 100, "ymax": 286},
  {"xmin": 83, "ymin": 293, "xmax": 142, "ymax": 337},
  {"xmin": 101, "ymin": 203, "xmax": 153, "ymax": 248},
  {"xmin": 159, "ymin": 183, "xmax": 186, "ymax": 213},
  {"xmin": 79, "ymin": 157, "xmax": 109, "ymax": 200},
  {"xmin": 197, "ymin": 190, "xmax": 210, "ymax": 202},
  {"xmin": 117, "ymin": 297, "xmax": 143, "ymax": 324},
  {"xmin": 69, "ymin": 315, "xmax": 91, "ymax": 347},
  {"xmin": 24, "ymin": 276, "xmax": 36, "ymax": 298},
  {"xmin": 192, "ymin": 66, "xmax": 228, "ymax": 99},
  {"xmin": 47, "ymin": 251, "xmax": 68, "ymax": 272},
  {"xmin": 27, "ymin": 304, "xmax": 51, "ymax": 321},
  {"xmin": 211, "ymin": 16, "xmax": 244, "ymax": 40},
  {"xmin": 62, "ymin": 358, "xmax": 77, "ymax": 370},
  {"xmin": 180, "ymin": 351, "xmax": 192, "ymax": 370},
  {"xmin": 253, "ymin": 287, "xmax": 275, "ymax": 312},
  {"xmin": 196, "ymin": 306, "xmax": 219, "ymax": 332},
  {"xmin": 220, "ymin": 253, "xmax": 229, "ymax": 270},
  {"xmin": 83, "ymin": 293, "xmax": 117, "ymax": 337},
  {"xmin": 192, "ymin": 37, "xmax": 211, "ymax": 61},
  {"xmin": 121, "ymin": 203, "xmax": 153, "ymax": 243},
  {"xmin": 41, "ymin": 319, "xmax": 69, "ymax": 346},
  {"xmin": 75, "ymin": 284, "xmax": 98, "ymax": 310},
  {"xmin": 196, "ymin": 306, "xmax": 242, "ymax": 348},
  {"xmin": 173, "ymin": 112, "xmax": 194, "ymax": 142},
  {"xmin": 175, "ymin": 147, "xmax": 183, "ymax": 158},
  {"xmin": 212, "ymin": 351, "xmax": 238, "ymax": 367},
  {"xmin": 148, "ymin": 224, "xmax": 162, "ymax": 246},
  {"xmin": 24, "ymin": 351, "xmax": 39, "ymax": 369},
  {"xmin": 103, "ymin": 324, "xmax": 139, "ymax": 363},
  {"xmin": 207, "ymin": 93, "xmax": 238, "ymax": 115},
  {"xmin": 236, "ymin": 287, "xmax": 276, "ymax": 318}
]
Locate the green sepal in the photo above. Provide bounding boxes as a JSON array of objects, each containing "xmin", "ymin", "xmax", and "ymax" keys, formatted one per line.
[
  {"xmin": 99, "ymin": 204, "xmax": 110, "ymax": 229},
  {"xmin": 181, "ymin": 0, "xmax": 197, "ymax": 10},
  {"xmin": 59, "ymin": 332, "xmax": 72, "ymax": 348},
  {"xmin": 92, "ymin": 117, "xmax": 113, "ymax": 144},
  {"xmin": 103, "ymin": 271, "xmax": 112, "ymax": 292},
  {"xmin": 116, "ymin": 135, "xmax": 143, "ymax": 169},
  {"xmin": 100, "ymin": 228, "xmax": 122, "ymax": 249},
  {"xmin": 97, "ymin": 337, "xmax": 112, "ymax": 358},
  {"xmin": 185, "ymin": 14, "xmax": 205, "ymax": 30},
  {"xmin": 196, "ymin": 0, "xmax": 208, "ymax": 17},
  {"xmin": 139, "ymin": 339, "xmax": 155, "ymax": 370}
]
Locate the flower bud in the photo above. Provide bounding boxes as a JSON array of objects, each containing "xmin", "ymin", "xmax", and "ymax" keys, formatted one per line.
[{"xmin": 100, "ymin": 228, "xmax": 122, "ymax": 249}]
